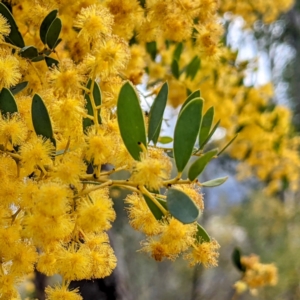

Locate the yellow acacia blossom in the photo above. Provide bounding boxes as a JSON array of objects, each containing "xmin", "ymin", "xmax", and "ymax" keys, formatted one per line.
[
  {"xmin": 45, "ymin": 285, "xmax": 82, "ymax": 300},
  {"xmin": 0, "ymin": 14, "xmax": 10, "ymax": 41},
  {"xmin": 0, "ymin": 0, "xmax": 295, "ymax": 297},
  {"xmin": 184, "ymin": 239, "xmax": 220, "ymax": 267},
  {"xmin": 76, "ymin": 188, "xmax": 116, "ymax": 233},
  {"xmin": 0, "ymin": 49, "xmax": 21, "ymax": 88},
  {"xmin": 130, "ymin": 148, "xmax": 172, "ymax": 190},
  {"xmin": 73, "ymin": 4, "xmax": 114, "ymax": 42},
  {"xmin": 125, "ymin": 193, "xmax": 163, "ymax": 236},
  {"xmin": 0, "ymin": 113, "xmax": 27, "ymax": 147}
]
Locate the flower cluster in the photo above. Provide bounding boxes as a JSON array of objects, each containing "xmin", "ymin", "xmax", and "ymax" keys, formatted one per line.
[
  {"xmin": 234, "ymin": 254, "xmax": 278, "ymax": 296},
  {"xmin": 0, "ymin": 0, "xmax": 231, "ymax": 298}
]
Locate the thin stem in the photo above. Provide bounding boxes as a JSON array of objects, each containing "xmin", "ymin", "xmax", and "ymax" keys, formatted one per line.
[
  {"xmin": 140, "ymin": 185, "xmax": 168, "ymax": 215},
  {"xmin": 0, "ymin": 41, "xmax": 20, "ymax": 50},
  {"xmin": 77, "ymin": 180, "xmax": 113, "ymax": 197}
]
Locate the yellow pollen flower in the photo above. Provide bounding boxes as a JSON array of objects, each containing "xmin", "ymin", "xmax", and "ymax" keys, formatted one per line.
[
  {"xmin": 0, "ymin": 50, "xmax": 21, "ymax": 88},
  {"xmin": 185, "ymin": 239, "xmax": 220, "ymax": 267},
  {"xmin": 74, "ymin": 5, "xmax": 113, "ymax": 42},
  {"xmin": 0, "ymin": 14, "xmax": 10, "ymax": 41},
  {"xmin": 45, "ymin": 285, "xmax": 82, "ymax": 300}
]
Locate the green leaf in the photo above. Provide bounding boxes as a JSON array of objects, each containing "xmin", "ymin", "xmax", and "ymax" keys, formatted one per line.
[
  {"xmin": 166, "ymin": 188, "xmax": 200, "ymax": 224},
  {"xmin": 232, "ymin": 248, "xmax": 246, "ymax": 272},
  {"xmin": 0, "ymin": 3, "xmax": 24, "ymax": 48},
  {"xmin": 196, "ymin": 223, "xmax": 210, "ymax": 243},
  {"xmin": 186, "ymin": 56, "xmax": 201, "ymax": 80},
  {"xmin": 201, "ymin": 176, "xmax": 228, "ymax": 187},
  {"xmin": 171, "ymin": 60, "xmax": 180, "ymax": 79},
  {"xmin": 148, "ymin": 82, "xmax": 168, "ymax": 144},
  {"xmin": 199, "ymin": 107, "xmax": 214, "ymax": 148},
  {"xmin": 31, "ymin": 94, "xmax": 56, "ymax": 147},
  {"xmin": 40, "ymin": 9, "xmax": 58, "ymax": 44},
  {"xmin": 199, "ymin": 120, "xmax": 220, "ymax": 150},
  {"xmin": 218, "ymin": 134, "xmax": 238, "ymax": 156},
  {"xmin": 83, "ymin": 79, "xmax": 102, "ymax": 130},
  {"xmin": 188, "ymin": 149, "xmax": 218, "ymax": 181},
  {"xmin": 174, "ymin": 98, "xmax": 203, "ymax": 172},
  {"xmin": 31, "ymin": 55, "xmax": 45, "ymax": 62},
  {"xmin": 173, "ymin": 42, "xmax": 183, "ymax": 61},
  {"xmin": 10, "ymin": 81, "xmax": 28, "ymax": 95},
  {"xmin": 46, "ymin": 18, "xmax": 62, "ymax": 49},
  {"xmin": 143, "ymin": 194, "xmax": 166, "ymax": 221},
  {"xmin": 158, "ymin": 136, "xmax": 173, "ymax": 144},
  {"xmin": 45, "ymin": 56, "xmax": 59, "ymax": 68},
  {"xmin": 19, "ymin": 46, "xmax": 39, "ymax": 60},
  {"xmin": 117, "ymin": 82, "xmax": 147, "ymax": 160},
  {"xmin": 146, "ymin": 41, "xmax": 157, "ymax": 61},
  {"xmin": 0, "ymin": 88, "xmax": 18, "ymax": 115},
  {"xmin": 180, "ymin": 90, "xmax": 201, "ymax": 114}
]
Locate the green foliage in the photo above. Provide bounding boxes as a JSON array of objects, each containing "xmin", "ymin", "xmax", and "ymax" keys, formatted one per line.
[
  {"xmin": 173, "ymin": 42, "xmax": 183, "ymax": 61},
  {"xmin": 117, "ymin": 81, "xmax": 147, "ymax": 160},
  {"xmin": 31, "ymin": 94, "xmax": 56, "ymax": 147},
  {"xmin": 146, "ymin": 41, "xmax": 157, "ymax": 61},
  {"xmin": 201, "ymin": 176, "xmax": 228, "ymax": 187},
  {"xmin": 188, "ymin": 149, "xmax": 218, "ymax": 181},
  {"xmin": 199, "ymin": 106, "xmax": 214, "ymax": 148},
  {"xmin": 180, "ymin": 90, "xmax": 201, "ymax": 113},
  {"xmin": 171, "ymin": 59, "xmax": 180, "ymax": 79},
  {"xmin": 186, "ymin": 55, "xmax": 201, "ymax": 80},
  {"xmin": 196, "ymin": 223, "xmax": 211, "ymax": 242},
  {"xmin": 158, "ymin": 136, "xmax": 173, "ymax": 144},
  {"xmin": 45, "ymin": 57, "xmax": 59, "ymax": 68},
  {"xmin": 166, "ymin": 188, "xmax": 200, "ymax": 224},
  {"xmin": 174, "ymin": 98, "xmax": 203, "ymax": 172},
  {"xmin": 46, "ymin": 17, "xmax": 62, "ymax": 49},
  {"xmin": 148, "ymin": 82, "xmax": 168, "ymax": 144},
  {"xmin": 40, "ymin": 10, "xmax": 58, "ymax": 44},
  {"xmin": 144, "ymin": 194, "xmax": 167, "ymax": 221},
  {"xmin": 0, "ymin": 87, "xmax": 18, "ymax": 115},
  {"xmin": 10, "ymin": 81, "xmax": 28, "ymax": 95},
  {"xmin": 0, "ymin": 2, "xmax": 24, "ymax": 47},
  {"xmin": 19, "ymin": 46, "xmax": 39, "ymax": 60},
  {"xmin": 232, "ymin": 248, "xmax": 246, "ymax": 272}
]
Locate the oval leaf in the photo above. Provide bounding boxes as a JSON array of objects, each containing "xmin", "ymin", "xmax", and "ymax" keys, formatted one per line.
[
  {"xmin": 174, "ymin": 98, "xmax": 203, "ymax": 172},
  {"xmin": 146, "ymin": 41, "xmax": 157, "ymax": 61},
  {"xmin": 186, "ymin": 55, "xmax": 201, "ymax": 80},
  {"xmin": 10, "ymin": 81, "xmax": 28, "ymax": 95},
  {"xmin": 171, "ymin": 60, "xmax": 180, "ymax": 79},
  {"xmin": 117, "ymin": 82, "xmax": 147, "ymax": 160},
  {"xmin": 188, "ymin": 149, "xmax": 218, "ymax": 181},
  {"xmin": 196, "ymin": 223, "xmax": 210, "ymax": 243},
  {"xmin": 180, "ymin": 90, "xmax": 201, "ymax": 114},
  {"xmin": 199, "ymin": 107, "xmax": 214, "ymax": 148},
  {"xmin": 31, "ymin": 55, "xmax": 45, "ymax": 62},
  {"xmin": 158, "ymin": 136, "xmax": 173, "ymax": 144},
  {"xmin": 200, "ymin": 120, "xmax": 220, "ymax": 150},
  {"xmin": 40, "ymin": 9, "xmax": 58, "ymax": 44},
  {"xmin": 167, "ymin": 188, "xmax": 199, "ymax": 224},
  {"xmin": 173, "ymin": 42, "xmax": 183, "ymax": 61},
  {"xmin": 148, "ymin": 82, "xmax": 168, "ymax": 144},
  {"xmin": 0, "ymin": 88, "xmax": 18, "ymax": 115},
  {"xmin": 0, "ymin": 3, "xmax": 24, "ymax": 47},
  {"xmin": 143, "ymin": 194, "xmax": 166, "ymax": 221},
  {"xmin": 201, "ymin": 176, "xmax": 228, "ymax": 187},
  {"xmin": 31, "ymin": 94, "xmax": 56, "ymax": 147},
  {"xmin": 19, "ymin": 46, "xmax": 39, "ymax": 59},
  {"xmin": 83, "ymin": 79, "xmax": 102, "ymax": 130},
  {"xmin": 46, "ymin": 18, "xmax": 62, "ymax": 49},
  {"xmin": 45, "ymin": 57, "xmax": 59, "ymax": 68},
  {"xmin": 232, "ymin": 248, "xmax": 246, "ymax": 272}
]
